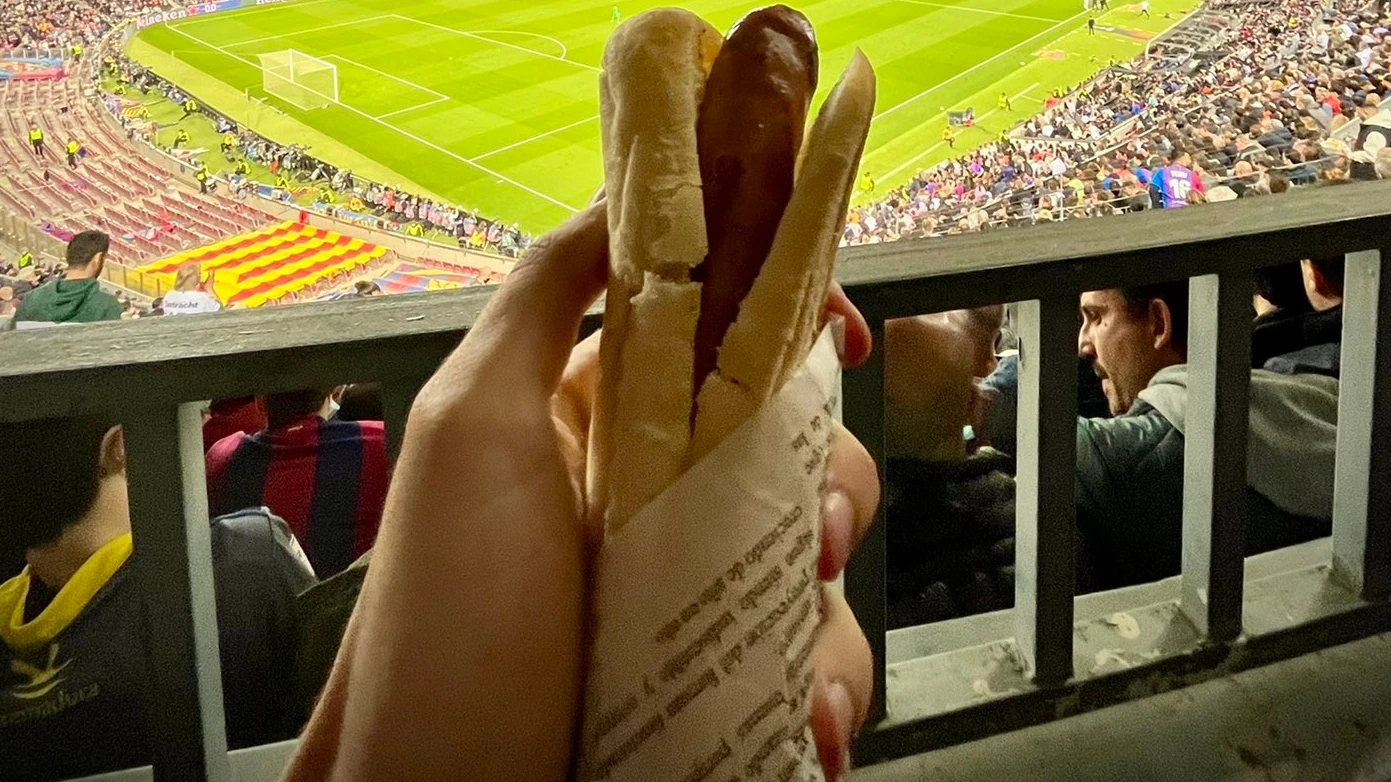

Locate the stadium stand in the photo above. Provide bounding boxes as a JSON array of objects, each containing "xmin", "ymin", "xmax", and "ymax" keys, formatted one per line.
[
  {"xmin": 845, "ymin": 0, "xmax": 1391, "ymax": 244},
  {"xmin": 137, "ymin": 221, "xmax": 390, "ymax": 307},
  {"xmin": 0, "ymin": 74, "xmax": 276, "ymax": 269}
]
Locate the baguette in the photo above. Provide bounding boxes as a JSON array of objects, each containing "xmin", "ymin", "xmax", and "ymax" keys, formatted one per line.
[{"xmin": 590, "ymin": 9, "xmax": 876, "ymax": 530}]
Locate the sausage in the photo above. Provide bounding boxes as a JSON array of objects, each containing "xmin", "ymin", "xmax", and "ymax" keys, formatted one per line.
[{"xmin": 691, "ymin": 5, "xmax": 819, "ymax": 410}]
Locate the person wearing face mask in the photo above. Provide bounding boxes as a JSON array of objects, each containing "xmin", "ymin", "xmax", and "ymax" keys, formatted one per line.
[{"xmin": 1074, "ymin": 281, "xmax": 1338, "ymax": 588}]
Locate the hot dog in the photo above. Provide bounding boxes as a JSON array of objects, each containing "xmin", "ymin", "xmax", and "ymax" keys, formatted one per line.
[
  {"xmin": 589, "ymin": 7, "xmax": 876, "ymax": 531},
  {"xmin": 692, "ymin": 6, "xmax": 819, "ymax": 403}
]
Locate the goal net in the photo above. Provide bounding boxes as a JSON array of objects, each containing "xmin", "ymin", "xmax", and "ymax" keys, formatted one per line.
[{"xmin": 258, "ymin": 49, "xmax": 338, "ymax": 110}]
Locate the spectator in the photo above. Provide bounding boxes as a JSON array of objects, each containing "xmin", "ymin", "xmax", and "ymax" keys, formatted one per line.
[
  {"xmin": 205, "ymin": 389, "xmax": 389, "ymax": 577},
  {"xmin": 13, "ymin": 231, "xmax": 122, "ymax": 329},
  {"xmin": 161, "ymin": 262, "xmax": 222, "ymax": 316},
  {"xmin": 0, "ymin": 413, "xmax": 316, "ymax": 781},
  {"xmin": 1264, "ymin": 256, "xmax": 1345, "ymax": 376},
  {"xmin": 1252, "ymin": 261, "xmax": 1315, "ymax": 367},
  {"xmin": 1073, "ymin": 282, "xmax": 1337, "ymax": 588}
]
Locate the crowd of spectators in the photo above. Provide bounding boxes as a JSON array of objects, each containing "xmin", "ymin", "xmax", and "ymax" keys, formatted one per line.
[
  {"xmin": 846, "ymin": 0, "xmax": 1391, "ymax": 244},
  {"xmin": 0, "ymin": 0, "xmax": 177, "ymax": 51}
]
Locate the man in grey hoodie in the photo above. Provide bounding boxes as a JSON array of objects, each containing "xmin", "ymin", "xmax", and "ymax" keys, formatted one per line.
[{"xmin": 1076, "ymin": 280, "xmax": 1337, "ymax": 588}]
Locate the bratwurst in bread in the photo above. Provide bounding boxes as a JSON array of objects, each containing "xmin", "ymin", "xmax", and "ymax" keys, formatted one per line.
[
  {"xmin": 589, "ymin": 7, "xmax": 876, "ymax": 531},
  {"xmin": 693, "ymin": 7, "xmax": 819, "ymax": 402}
]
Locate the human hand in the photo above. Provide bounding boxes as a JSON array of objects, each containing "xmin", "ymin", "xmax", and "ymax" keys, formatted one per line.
[{"xmin": 288, "ymin": 204, "xmax": 879, "ymax": 781}]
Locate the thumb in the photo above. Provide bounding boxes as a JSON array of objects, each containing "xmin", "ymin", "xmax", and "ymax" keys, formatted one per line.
[{"xmin": 451, "ymin": 203, "xmax": 608, "ymax": 405}]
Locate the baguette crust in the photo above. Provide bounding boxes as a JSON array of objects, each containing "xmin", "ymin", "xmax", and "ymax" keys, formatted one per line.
[{"xmin": 591, "ymin": 10, "xmax": 722, "ymax": 530}]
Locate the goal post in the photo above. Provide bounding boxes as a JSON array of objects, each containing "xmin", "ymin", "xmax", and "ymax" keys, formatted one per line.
[{"xmin": 257, "ymin": 49, "xmax": 338, "ymax": 110}]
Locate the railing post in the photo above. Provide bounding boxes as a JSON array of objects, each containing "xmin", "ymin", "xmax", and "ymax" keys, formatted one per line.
[
  {"xmin": 1180, "ymin": 273, "xmax": 1252, "ymax": 642},
  {"xmin": 1332, "ymin": 250, "xmax": 1391, "ymax": 601},
  {"xmin": 382, "ymin": 373, "xmax": 432, "ymax": 464},
  {"xmin": 1014, "ymin": 296, "xmax": 1077, "ymax": 684},
  {"xmin": 122, "ymin": 403, "xmax": 232, "ymax": 782},
  {"xmin": 843, "ymin": 319, "xmax": 888, "ymax": 723}
]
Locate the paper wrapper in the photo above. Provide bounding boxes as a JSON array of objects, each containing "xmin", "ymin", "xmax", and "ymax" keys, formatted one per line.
[{"xmin": 579, "ymin": 327, "xmax": 841, "ymax": 782}]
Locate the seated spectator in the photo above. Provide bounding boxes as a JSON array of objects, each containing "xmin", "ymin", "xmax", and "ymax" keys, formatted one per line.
[
  {"xmin": 1074, "ymin": 282, "xmax": 1337, "ymax": 588},
  {"xmin": 13, "ymin": 232, "xmax": 122, "ymax": 329},
  {"xmin": 202, "ymin": 396, "xmax": 269, "ymax": 452},
  {"xmin": 1252, "ymin": 261, "xmax": 1316, "ymax": 367},
  {"xmin": 1264, "ymin": 256, "xmax": 1345, "ymax": 377},
  {"xmin": 161, "ymin": 262, "xmax": 222, "ymax": 316},
  {"xmin": 206, "ymin": 389, "xmax": 388, "ymax": 577},
  {"xmin": 0, "ymin": 414, "xmax": 316, "ymax": 781},
  {"xmin": 889, "ymin": 282, "xmax": 1341, "ymax": 625}
]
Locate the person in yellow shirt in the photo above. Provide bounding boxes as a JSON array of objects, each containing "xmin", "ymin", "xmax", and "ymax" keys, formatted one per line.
[
  {"xmin": 997, "ymin": 91, "xmax": 1012, "ymax": 111},
  {"xmin": 942, "ymin": 126, "xmax": 955, "ymax": 149},
  {"xmin": 195, "ymin": 165, "xmax": 210, "ymax": 194},
  {"xmin": 469, "ymin": 229, "xmax": 486, "ymax": 249},
  {"xmin": 405, "ymin": 222, "xmax": 424, "ymax": 237},
  {"xmin": 173, "ymin": 128, "xmax": 190, "ymax": 148},
  {"xmin": 181, "ymin": 98, "xmax": 198, "ymax": 120},
  {"xmin": 17, "ymin": 249, "xmax": 33, "ymax": 269},
  {"xmin": 28, "ymin": 124, "xmax": 44, "ymax": 157},
  {"xmin": 222, "ymin": 132, "xmax": 237, "ymax": 156},
  {"xmin": 317, "ymin": 186, "xmax": 336, "ymax": 204},
  {"xmin": 66, "ymin": 139, "xmax": 80, "ymax": 170}
]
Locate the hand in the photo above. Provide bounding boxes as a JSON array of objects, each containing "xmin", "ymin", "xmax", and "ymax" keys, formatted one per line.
[{"xmin": 288, "ymin": 204, "xmax": 880, "ymax": 781}]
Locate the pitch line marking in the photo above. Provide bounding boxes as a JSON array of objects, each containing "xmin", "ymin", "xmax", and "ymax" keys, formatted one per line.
[
  {"xmin": 874, "ymin": 8, "xmax": 1090, "ymax": 121},
  {"xmin": 468, "ymin": 29, "xmax": 570, "ymax": 60},
  {"xmin": 376, "ymin": 97, "xmax": 449, "ymax": 120},
  {"xmin": 890, "ymin": 0, "xmax": 1066, "ymax": 24},
  {"xmin": 472, "ymin": 115, "xmax": 599, "ymax": 161},
  {"xmin": 162, "ymin": 24, "xmax": 581, "ymax": 213},
  {"xmin": 215, "ymin": 15, "xmax": 398, "ymax": 47},
  {"xmin": 389, "ymin": 14, "xmax": 599, "ymax": 72},
  {"xmin": 321, "ymin": 54, "xmax": 450, "ymax": 100},
  {"xmin": 879, "ymin": 83, "xmax": 1039, "ymax": 182}
]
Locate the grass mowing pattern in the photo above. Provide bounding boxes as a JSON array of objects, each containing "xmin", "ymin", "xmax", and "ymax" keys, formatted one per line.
[{"xmin": 133, "ymin": 0, "xmax": 1196, "ymax": 234}]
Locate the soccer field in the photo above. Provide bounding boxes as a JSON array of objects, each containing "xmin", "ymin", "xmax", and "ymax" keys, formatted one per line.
[{"xmin": 131, "ymin": 0, "xmax": 1194, "ymax": 233}]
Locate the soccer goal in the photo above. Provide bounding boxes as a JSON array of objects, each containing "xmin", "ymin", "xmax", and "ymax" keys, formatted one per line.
[{"xmin": 258, "ymin": 49, "xmax": 338, "ymax": 111}]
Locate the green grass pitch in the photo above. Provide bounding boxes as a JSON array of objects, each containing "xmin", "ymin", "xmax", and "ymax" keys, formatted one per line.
[{"xmin": 130, "ymin": 0, "xmax": 1196, "ymax": 234}]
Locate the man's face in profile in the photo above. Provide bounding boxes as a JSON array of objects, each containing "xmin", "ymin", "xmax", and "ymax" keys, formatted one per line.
[{"xmin": 1078, "ymin": 290, "xmax": 1163, "ymax": 416}]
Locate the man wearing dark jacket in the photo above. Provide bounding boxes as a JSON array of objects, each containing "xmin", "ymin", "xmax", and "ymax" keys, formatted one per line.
[
  {"xmin": 1261, "ymin": 257, "xmax": 1343, "ymax": 377},
  {"xmin": 0, "ymin": 414, "xmax": 317, "ymax": 781},
  {"xmin": 1076, "ymin": 281, "xmax": 1337, "ymax": 588},
  {"xmin": 13, "ymin": 231, "xmax": 122, "ymax": 329}
]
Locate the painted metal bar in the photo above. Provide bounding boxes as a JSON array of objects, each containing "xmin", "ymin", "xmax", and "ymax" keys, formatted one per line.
[
  {"xmin": 1013, "ymin": 296, "xmax": 1078, "ymax": 684},
  {"xmin": 843, "ymin": 319, "xmax": 888, "ymax": 723},
  {"xmin": 381, "ymin": 374, "xmax": 429, "ymax": 463},
  {"xmin": 1332, "ymin": 250, "xmax": 1391, "ymax": 601},
  {"xmin": 1179, "ymin": 273, "xmax": 1253, "ymax": 642},
  {"xmin": 122, "ymin": 403, "xmax": 231, "ymax": 782}
]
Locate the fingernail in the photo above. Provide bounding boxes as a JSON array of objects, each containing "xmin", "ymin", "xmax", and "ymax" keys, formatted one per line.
[
  {"xmin": 828, "ymin": 681, "xmax": 855, "ymax": 777},
  {"xmin": 820, "ymin": 490, "xmax": 853, "ymax": 579}
]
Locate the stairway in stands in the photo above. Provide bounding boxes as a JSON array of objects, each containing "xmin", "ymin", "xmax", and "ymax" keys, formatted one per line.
[{"xmin": 0, "ymin": 76, "xmax": 274, "ymax": 265}]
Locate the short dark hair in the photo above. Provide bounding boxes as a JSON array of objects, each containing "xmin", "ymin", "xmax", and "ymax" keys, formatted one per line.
[
  {"xmin": 263, "ymin": 389, "xmax": 332, "ymax": 429},
  {"xmin": 0, "ymin": 415, "xmax": 117, "ymax": 554},
  {"xmin": 1255, "ymin": 262, "xmax": 1313, "ymax": 313},
  {"xmin": 66, "ymin": 230, "xmax": 110, "ymax": 267},
  {"xmin": 1309, "ymin": 255, "xmax": 1345, "ymax": 297},
  {"xmin": 1120, "ymin": 279, "xmax": 1190, "ymax": 350}
]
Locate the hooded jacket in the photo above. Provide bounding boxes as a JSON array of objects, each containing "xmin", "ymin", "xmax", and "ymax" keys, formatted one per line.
[
  {"xmin": 1076, "ymin": 365, "xmax": 1337, "ymax": 588},
  {"xmin": 13, "ymin": 278, "xmax": 122, "ymax": 328}
]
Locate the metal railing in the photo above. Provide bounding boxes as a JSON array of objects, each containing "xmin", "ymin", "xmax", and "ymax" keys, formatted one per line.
[{"xmin": 1, "ymin": 181, "xmax": 1390, "ymax": 779}]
